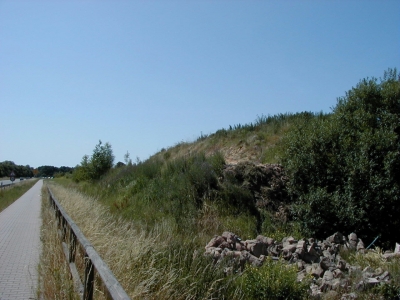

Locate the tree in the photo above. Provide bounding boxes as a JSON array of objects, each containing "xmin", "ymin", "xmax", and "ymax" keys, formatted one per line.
[
  {"xmin": 282, "ymin": 69, "xmax": 400, "ymax": 246},
  {"xmin": 124, "ymin": 151, "xmax": 132, "ymax": 166},
  {"xmin": 72, "ymin": 140, "xmax": 115, "ymax": 181},
  {"xmin": 89, "ymin": 140, "xmax": 114, "ymax": 179},
  {"xmin": 0, "ymin": 161, "xmax": 33, "ymax": 177}
]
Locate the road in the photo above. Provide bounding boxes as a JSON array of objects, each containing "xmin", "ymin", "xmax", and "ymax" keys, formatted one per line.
[{"xmin": 0, "ymin": 178, "xmax": 34, "ymax": 186}]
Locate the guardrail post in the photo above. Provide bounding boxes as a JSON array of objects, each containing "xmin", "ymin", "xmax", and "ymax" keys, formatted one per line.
[
  {"xmin": 84, "ymin": 254, "xmax": 95, "ymax": 300},
  {"xmin": 61, "ymin": 216, "xmax": 67, "ymax": 241},
  {"xmin": 69, "ymin": 230, "xmax": 76, "ymax": 263}
]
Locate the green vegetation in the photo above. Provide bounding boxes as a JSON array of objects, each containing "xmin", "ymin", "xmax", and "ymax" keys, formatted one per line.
[
  {"xmin": 282, "ymin": 68, "xmax": 400, "ymax": 247},
  {"xmin": 72, "ymin": 140, "xmax": 115, "ymax": 182},
  {"xmin": 37, "ymin": 165, "xmax": 73, "ymax": 178},
  {"xmin": 0, "ymin": 179, "xmax": 39, "ymax": 212},
  {"xmin": 0, "ymin": 160, "xmax": 34, "ymax": 178},
  {"xmin": 51, "ymin": 68, "xmax": 399, "ymax": 299},
  {"xmin": 0, "ymin": 160, "xmax": 74, "ymax": 179},
  {"xmin": 44, "ymin": 181, "xmax": 312, "ymax": 299},
  {"xmin": 240, "ymin": 259, "xmax": 310, "ymax": 300}
]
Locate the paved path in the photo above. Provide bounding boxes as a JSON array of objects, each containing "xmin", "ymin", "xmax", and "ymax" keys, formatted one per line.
[{"xmin": 0, "ymin": 180, "xmax": 43, "ymax": 300}]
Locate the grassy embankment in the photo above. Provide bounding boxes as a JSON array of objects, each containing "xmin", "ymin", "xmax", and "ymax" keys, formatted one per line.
[
  {"xmin": 40, "ymin": 180, "xmax": 309, "ymax": 299},
  {"xmin": 39, "ymin": 113, "xmax": 314, "ymax": 299},
  {"xmin": 39, "ymin": 111, "xmax": 400, "ymax": 299},
  {"xmin": 0, "ymin": 179, "xmax": 39, "ymax": 212}
]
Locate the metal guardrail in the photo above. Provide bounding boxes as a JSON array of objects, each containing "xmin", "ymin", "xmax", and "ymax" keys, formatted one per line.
[
  {"xmin": 47, "ymin": 187, "xmax": 131, "ymax": 300},
  {"xmin": 0, "ymin": 183, "xmax": 12, "ymax": 189}
]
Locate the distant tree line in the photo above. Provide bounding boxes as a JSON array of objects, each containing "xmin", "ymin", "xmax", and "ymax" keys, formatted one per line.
[
  {"xmin": 0, "ymin": 161, "xmax": 74, "ymax": 178},
  {"xmin": 0, "ymin": 161, "xmax": 34, "ymax": 178},
  {"xmin": 37, "ymin": 165, "xmax": 74, "ymax": 178}
]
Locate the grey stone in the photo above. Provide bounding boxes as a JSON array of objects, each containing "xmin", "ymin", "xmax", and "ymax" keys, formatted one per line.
[
  {"xmin": 337, "ymin": 259, "xmax": 347, "ymax": 271},
  {"xmin": 323, "ymin": 270, "xmax": 334, "ymax": 281},
  {"xmin": 205, "ymin": 235, "xmax": 226, "ymax": 249},
  {"xmin": 297, "ymin": 260, "xmax": 305, "ymax": 271},
  {"xmin": 356, "ymin": 239, "xmax": 365, "ymax": 252},
  {"xmin": 297, "ymin": 269, "xmax": 307, "ymax": 282},
  {"xmin": 377, "ymin": 271, "xmax": 390, "ymax": 281},
  {"xmin": 312, "ymin": 265, "xmax": 325, "ymax": 278},
  {"xmin": 348, "ymin": 233, "xmax": 358, "ymax": 249},
  {"xmin": 244, "ymin": 240, "xmax": 266, "ymax": 257},
  {"xmin": 333, "ymin": 269, "xmax": 344, "ymax": 278},
  {"xmin": 366, "ymin": 278, "xmax": 379, "ymax": 285},
  {"xmin": 341, "ymin": 292, "xmax": 357, "ymax": 299},
  {"xmin": 320, "ymin": 257, "xmax": 332, "ymax": 270}
]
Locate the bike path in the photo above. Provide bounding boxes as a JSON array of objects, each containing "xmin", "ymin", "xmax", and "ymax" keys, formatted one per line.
[{"xmin": 0, "ymin": 180, "xmax": 42, "ymax": 300}]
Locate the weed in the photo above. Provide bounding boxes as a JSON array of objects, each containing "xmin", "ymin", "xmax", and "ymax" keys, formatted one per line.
[{"xmin": 239, "ymin": 257, "xmax": 310, "ymax": 299}]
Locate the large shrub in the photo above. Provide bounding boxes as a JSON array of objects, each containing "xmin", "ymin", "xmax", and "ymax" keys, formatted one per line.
[
  {"xmin": 72, "ymin": 140, "xmax": 115, "ymax": 181},
  {"xmin": 283, "ymin": 69, "xmax": 400, "ymax": 246}
]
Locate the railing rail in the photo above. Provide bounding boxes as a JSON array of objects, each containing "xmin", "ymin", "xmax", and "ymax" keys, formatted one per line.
[
  {"xmin": 1, "ymin": 182, "xmax": 13, "ymax": 189},
  {"xmin": 47, "ymin": 187, "xmax": 130, "ymax": 300}
]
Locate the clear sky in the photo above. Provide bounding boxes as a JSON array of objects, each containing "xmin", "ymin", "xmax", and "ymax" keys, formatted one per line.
[{"xmin": 1, "ymin": 1, "xmax": 399, "ymax": 168}]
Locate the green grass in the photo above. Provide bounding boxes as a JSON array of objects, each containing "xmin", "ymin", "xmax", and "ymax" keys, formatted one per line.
[
  {"xmin": 46, "ymin": 112, "xmax": 333, "ymax": 298},
  {"xmin": 239, "ymin": 258, "xmax": 311, "ymax": 299},
  {"xmin": 0, "ymin": 179, "xmax": 39, "ymax": 212},
  {"xmin": 48, "ymin": 103, "xmax": 400, "ymax": 299},
  {"xmin": 339, "ymin": 248, "xmax": 400, "ymax": 299},
  {"xmin": 44, "ymin": 181, "xmax": 312, "ymax": 299},
  {"xmin": 151, "ymin": 112, "xmax": 322, "ymax": 165},
  {"xmin": 57, "ymin": 112, "xmax": 320, "ymax": 253}
]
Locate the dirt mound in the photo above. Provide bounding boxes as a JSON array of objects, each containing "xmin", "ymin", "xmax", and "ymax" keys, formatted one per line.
[{"xmin": 222, "ymin": 162, "xmax": 289, "ymax": 212}]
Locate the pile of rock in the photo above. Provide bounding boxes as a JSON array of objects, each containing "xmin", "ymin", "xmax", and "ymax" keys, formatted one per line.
[{"xmin": 204, "ymin": 231, "xmax": 398, "ymax": 298}]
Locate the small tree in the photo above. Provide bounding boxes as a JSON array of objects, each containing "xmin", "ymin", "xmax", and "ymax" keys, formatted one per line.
[
  {"xmin": 282, "ymin": 69, "xmax": 400, "ymax": 245},
  {"xmin": 124, "ymin": 151, "xmax": 132, "ymax": 166},
  {"xmin": 89, "ymin": 140, "xmax": 115, "ymax": 180},
  {"xmin": 72, "ymin": 141, "xmax": 115, "ymax": 181}
]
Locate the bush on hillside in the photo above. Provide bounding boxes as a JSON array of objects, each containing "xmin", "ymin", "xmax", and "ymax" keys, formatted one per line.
[
  {"xmin": 72, "ymin": 140, "xmax": 115, "ymax": 182},
  {"xmin": 282, "ymin": 69, "xmax": 400, "ymax": 246}
]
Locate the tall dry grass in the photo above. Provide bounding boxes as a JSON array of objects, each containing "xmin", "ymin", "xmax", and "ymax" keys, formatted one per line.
[
  {"xmin": 38, "ymin": 185, "xmax": 79, "ymax": 299},
  {"xmin": 42, "ymin": 181, "xmax": 242, "ymax": 299}
]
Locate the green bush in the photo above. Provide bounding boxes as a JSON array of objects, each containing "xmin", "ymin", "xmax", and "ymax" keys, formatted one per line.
[
  {"xmin": 72, "ymin": 140, "xmax": 114, "ymax": 181},
  {"xmin": 283, "ymin": 69, "xmax": 400, "ymax": 246}
]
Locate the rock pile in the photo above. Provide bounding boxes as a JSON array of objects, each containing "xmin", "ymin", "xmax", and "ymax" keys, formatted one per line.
[{"xmin": 205, "ymin": 231, "xmax": 398, "ymax": 298}]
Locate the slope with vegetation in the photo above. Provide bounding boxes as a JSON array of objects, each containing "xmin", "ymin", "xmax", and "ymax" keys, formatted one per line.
[{"xmin": 45, "ymin": 69, "xmax": 399, "ymax": 299}]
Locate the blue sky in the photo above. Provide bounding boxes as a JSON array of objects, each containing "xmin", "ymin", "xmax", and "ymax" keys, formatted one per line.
[{"xmin": 1, "ymin": 1, "xmax": 399, "ymax": 168}]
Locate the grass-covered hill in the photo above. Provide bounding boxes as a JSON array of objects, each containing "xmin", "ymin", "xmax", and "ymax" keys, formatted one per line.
[
  {"xmin": 69, "ymin": 68, "xmax": 399, "ymax": 247},
  {"xmin": 67, "ymin": 70, "xmax": 400, "ymax": 243},
  {"xmin": 71, "ymin": 112, "xmax": 315, "ymax": 241},
  {"xmin": 50, "ymin": 68, "xmax": 399, "ymax": 299}
]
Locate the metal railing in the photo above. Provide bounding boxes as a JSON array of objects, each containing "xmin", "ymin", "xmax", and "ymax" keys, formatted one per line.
[
  {"xmin": 48, "ymin": 187, "xmax": 130, "ymax": 300},
  {"xmin": 0, "ymin": 182, "xmax": 12, "ymax": 189}
]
